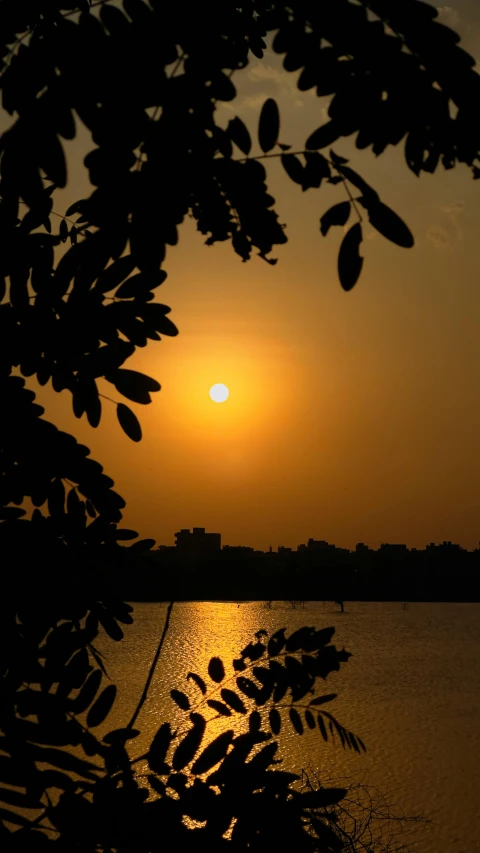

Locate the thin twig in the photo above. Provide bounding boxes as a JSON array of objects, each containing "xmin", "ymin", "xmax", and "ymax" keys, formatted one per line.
[
  {"xmin": 336, "ymin": 170, "xmax": 364, "ymax": 223},
  {"xmin": 134, "ymin": 51, "xmax": 185, "ymax": 170},
  {"xmin": 127, "ymin": 600, "xmax": 174, "ymax": 730},
  {"xmin": 234, "ymin": 150, "xmax": 364, "ymax": 222},
  {"xmin": 18, "ymin": 201, "xmax": 90, "ymax": 235},
  {"xmin": 236, "ymin": 149, "xmax": 311, "ymax": 163},
  {"xmin": 98, "ymin": 392, "xmax": 118, "ymax": 405},
  {"xmin": 0, "ymin": 1, "xmax": 112, "ymax": 82},
  {"xmin": 168, "ymin": 51, "xmax": 186, "ymax": 80},
  {"xmin": 0, "ymin": 31, "xmax": 31, "ymax": 80}
]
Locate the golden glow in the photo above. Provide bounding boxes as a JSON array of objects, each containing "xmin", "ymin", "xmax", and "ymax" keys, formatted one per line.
[
  {"xmin": 209, "ymin": 383, "xmax": 230, "ymax": 403},
  {"xmin": 41, "ymin": 25, "xmax": 480, "ymax": 551}
]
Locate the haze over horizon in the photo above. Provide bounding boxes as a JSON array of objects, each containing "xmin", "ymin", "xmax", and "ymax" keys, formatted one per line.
[{"xmin": 6, "ymin": 0, "xmax": 480, "ymax": 553}]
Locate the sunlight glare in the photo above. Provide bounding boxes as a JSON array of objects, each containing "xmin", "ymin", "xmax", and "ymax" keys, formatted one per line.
[{"xmin": 209, "ymin": 383, "xmax": 230, "ymax": 403}]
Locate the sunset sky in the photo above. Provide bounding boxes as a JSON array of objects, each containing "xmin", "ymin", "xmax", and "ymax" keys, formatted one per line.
[{"xmin": 14, "ymin": 1, "xmax": 480, "ymax": 551}]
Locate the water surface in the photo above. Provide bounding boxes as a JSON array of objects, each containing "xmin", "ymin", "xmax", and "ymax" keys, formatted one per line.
[{"xmin": 98, "ymin": 601, "xmax": 480, "ymax": 852}]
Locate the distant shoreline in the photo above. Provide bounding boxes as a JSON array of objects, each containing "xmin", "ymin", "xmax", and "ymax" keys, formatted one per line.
[{"xmin": 125, "ymin": 596, "xmax": 480, "ymax": 604}]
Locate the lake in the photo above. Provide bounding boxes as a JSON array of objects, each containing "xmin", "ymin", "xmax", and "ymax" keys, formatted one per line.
[{"xmin": 98, "ymin": 601, "xmax": 480, "ymax": 853}]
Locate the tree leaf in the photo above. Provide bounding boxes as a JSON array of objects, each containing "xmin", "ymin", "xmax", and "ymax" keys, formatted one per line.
[
  {"xmin": 142, "ymin": 304, "xmax": 178, "ymax": 336},
  {"xmin": 129, "ymin": 538, "xmax": 155, "ymax": 550},
  {"xmin": 281, "ymin": 154, "xmax": 304, "ymax": 184},
  {"xmin": 208, "ymin": 657, "xmax": 225, "ymax": 683},
  {"xmin": 236, "ymin": 677, "xmax": 260, "ymax": 701},
  {"xmin": 305, "ymin": 709, "xmax": 316, "ymax": 729},
  {"xmin": 227, "ymin": 117, "xmax": 251, "ymax": 155},
  {"xmin": 322, "ymin": 712, "xmax": 349, "ymax": 749},
  {"xmin": 97, "ymin": 608, "xmax": 124, "ymax": 641},
  {"xmin": 117, "ymin": 403, "xmax": 142, "ymax": 442},
  {"xmin": 187, "ymin": 672, "xmax": 206, "ymax": 695},
  {"xmin": 0, "ymin": 507, "xmax": 27, "ymax": 520},
  {"xmin": 86, "ymin": 684, "xmax": 117, "ymax": 728},
  {"xmin": 337, "ymin": 165, "xmax": 379, "ymax": 201},
  {"xmin": 319, "ymin": 201, "xmax": 351, "ymax": 236},
  {"xmin": 67, "ymin": 485, "xmax": 80, "ymax": 516},
  {"xmin": 269, "ymin": 708, "xmax": 281, "ymax": 735},
  {"xmin": 210, "ymin": 71, "xmax": 236, "ymax": 101},
  {"xmin": 39, "ymin": 134, "xmax": 67, "ymax": 187},
  {"xmin": 329, "ymin": 149, "xmax": 349, "ymax": 165},
  {"xmin": 346, "ymin": 731, "xmax": 360, "ymax": 752},
  {"xmin": 0, "ymin": 787, "xmax": 43, "ymax": 810},
  {"xmin": 247, "ymin": 711, "xmax": 261, "ymax": 735},
  {"xmin": 317, "ymin": 714, "xmax": 328, "ymax": 741},
  {"xmin": 191, "ymin": 730, "xmax": 234, "ymax": 775},
  {"xmin": 220, "ymin": 688, "xmax": 247, "ymax": 714},
  {"xmin": 115, "ymin": 270, "xmax": 167, "ymax": 298},
  {"xmin": 289, "ymin": 707, "xmax": 304, "ymax": 735},
  {"xmin": 258, "ymin": 98, "xmax": 280, "ymax": 153},
  {"xmin": 338, "ymin": 223, "xmax": 363, "ymax": 291},
  {"xmin": 65, "ymin": 201, "xmax": 83, "ymax": 217},
  {"xmin": 0, "ymin": 807, "xmax": 32, "ymax": 826},
  {"xmin": 302, "ymin": 152, "xmax": 331, "ymax": 189},
  {"xmin": 309, "ymin": 694, "xmax": 337, "ymax": 706},
  {"xmin": 240, "ymin": 641, "xmax": 265, "ymax": 662},
  {"xmin": 115, "ymin": 528, "xmax": 139, "ymax": 540},
  {"xmin": 111, "ymin": 369, "xmax": 160, "ymax": 405},
  {"xmin": 361, "ymin": 198, "xmax": 414, "ymax": 248},
  {"xmin": 59, "ymin": 218, "xmax": 69, "ymax": 242},
  {"xmin": 102, "ymin": 727, "xmax": 140, "ymax": 745},
  {"xmin": 148, "ymin": 722, "xmax": 173, "ymax": 774},
  {"xmin": 81, "ymin": 378, "xmax": 101, "ymax": 428},
  {"xmin": 268, "ymin": 628, "xmax": 286, "ymax": 656},
  {"xmin": 59, "ymin": 647, "xmax": 90, "ymax": 691},
  {"xmin": 171, "ymin": 713, "xmax": 206, "ymax": 771},
  {"xmin": 206, "ymin": 699, "xmax": 232, "ymax": 716},
  {"xmin": 96, "ymin": 255, "xmax": 136, "ymax": 293},
  {"xmin": 31, "ymin": 746, "xmax": 101, "ymax": 780},
  {"xmin": 70, "ymin": 670, "xmax": 102, "ymax": 715},
  {"xmin": 312, "ymin": 627, "xmax": 335, "ymax": 649},
  {"xmin": 170, "ymin": 689, "xmax": 190, "ymax": 711},
  {"xmin": 357, "ymin": 735, "xmax": 366, "ymax": 752},
  {"xmin": 305, "ymin": 121, "xmax": 340, "ymax": 150},
  {"xmin": 148, "ymin": 775, "xmax": 166, "ymax": 795},
  {"xmin": 47, "ymin": 478, "xmax": 65, "ymax": 517}
]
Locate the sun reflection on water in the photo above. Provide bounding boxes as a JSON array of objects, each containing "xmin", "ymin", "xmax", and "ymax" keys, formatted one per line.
[{"xmin": 95, "ymin": 601, "xmax": 480, "ymax": 853}]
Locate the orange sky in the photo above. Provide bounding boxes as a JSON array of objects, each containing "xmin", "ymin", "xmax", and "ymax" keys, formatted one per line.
[{"xmin": 7, "ymin": 2, "xmax": 480, "ymax": 551}]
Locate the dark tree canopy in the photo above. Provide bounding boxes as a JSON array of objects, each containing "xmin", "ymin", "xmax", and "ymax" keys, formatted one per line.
[
  {"xmin": 0, "ymin": 3, "xmax": 477, "ymax": 848},
  {"xmin": 1, "ymin": 1, "xmax": 479, "ymax": 545},
  {"xmin": 1, "ymin": 613, "xmax": 370, "ymax": 852}
]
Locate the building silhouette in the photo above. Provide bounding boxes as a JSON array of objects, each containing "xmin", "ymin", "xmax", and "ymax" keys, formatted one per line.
[
  {"xmin": 121, "ymin": 529, "xmax": 479, "ymax": 602},
  {"xmin": 174, "ymin": 527, "xmax": 221, "ymax": 556}
]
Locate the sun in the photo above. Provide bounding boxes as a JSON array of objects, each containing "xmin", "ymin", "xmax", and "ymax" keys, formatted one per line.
[{"xmin": 209, "ymin": 383, "xmax": 230, "ymax": 403}]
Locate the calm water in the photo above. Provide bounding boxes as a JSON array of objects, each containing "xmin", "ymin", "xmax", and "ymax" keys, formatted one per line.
[{"xmin": 97, "ymin": 602, "xmax": 480, "ymax": 853}]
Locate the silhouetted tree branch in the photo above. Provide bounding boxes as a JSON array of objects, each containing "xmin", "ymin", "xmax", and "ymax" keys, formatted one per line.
[
  {"xmin": 0, "ymin": 1, "xmax": 475, "ymax": 848},
  {"xmin": 127, "ymin": 600, "xmax": 175, "ymax": 730},
  {"xmin": 302, "ymin": 770, "xmax": 430, "ymax": 853}
]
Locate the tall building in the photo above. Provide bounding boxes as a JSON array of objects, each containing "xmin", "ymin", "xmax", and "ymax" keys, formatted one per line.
[{"xmin": 174, "ymin": 527, "xmax": 221, "ymax": 556}]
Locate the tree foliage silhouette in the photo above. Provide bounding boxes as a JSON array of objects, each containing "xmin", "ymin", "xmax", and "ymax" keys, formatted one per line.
[
  {"xmin": 0, "ymin": 0, "xmax": 478, "ymax": 849},
  {"xmin": 1, "ymin": 609, "xmax": 369, "ymax": 851},
  {"xmin": 2, "ymin": 0, "xmax": 479, "ymax": 471}
]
